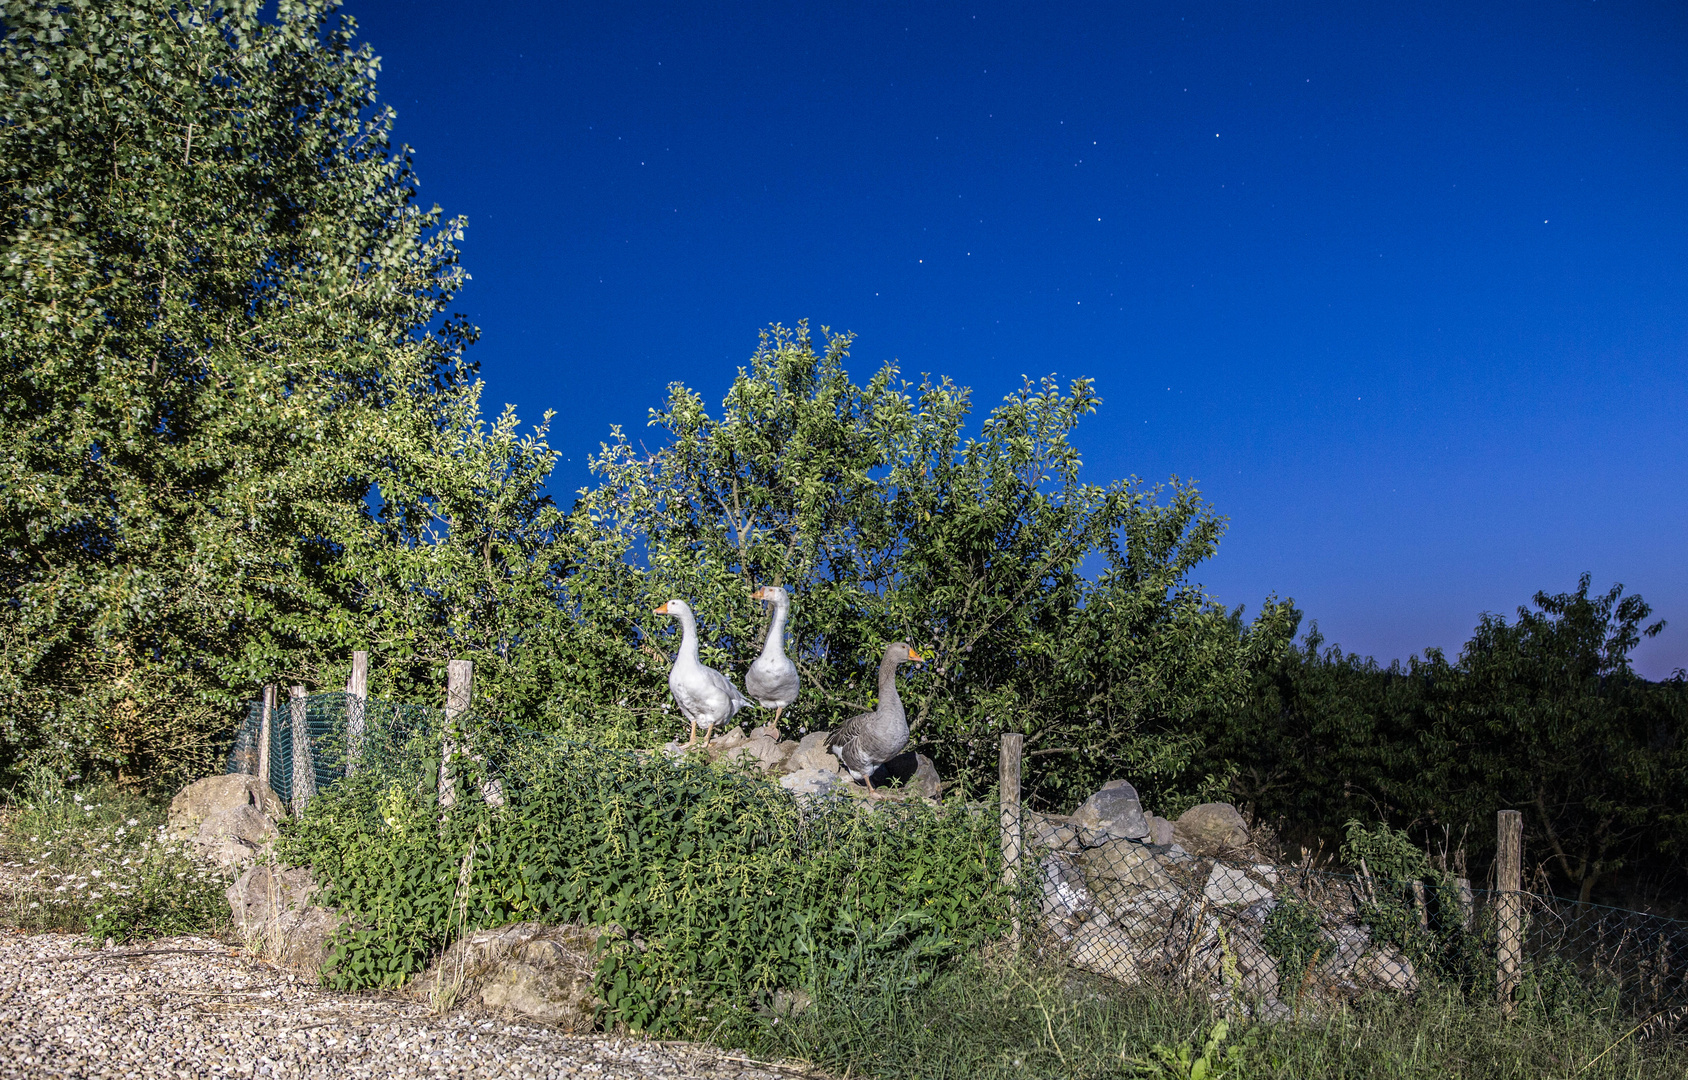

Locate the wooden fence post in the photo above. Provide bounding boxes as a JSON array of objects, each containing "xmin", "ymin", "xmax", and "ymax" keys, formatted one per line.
[
  {"xmin": 1496, "ymin": 809, "xmax": 1523, "ymax": 1015},
  {"xmin": 1000, "ymin": 732, "xmax": 1024, "ymax": 945},
  {"xmin": 289, "ymin": 686, "xmax": 315, "ymax": 818},
  {"xmin": 345, "ymin": 651, "xmax": 368, "ymax": 777},
  {"xmin": 257, "ymin": 685, "xmax": 275, "ymax": 789},
  {"xmin": 438, "ymin": 659, "xmax": 473, "ymax": 811}
]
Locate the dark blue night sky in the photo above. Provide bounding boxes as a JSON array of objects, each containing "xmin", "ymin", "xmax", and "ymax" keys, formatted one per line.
[{"xmin": 345, "ymin": 0, "xmax": 1687, "ymax": 678}]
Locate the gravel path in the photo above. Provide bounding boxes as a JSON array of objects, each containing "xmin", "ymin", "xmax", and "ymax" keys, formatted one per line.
[{"xmin": 0, "ymin": 930, "xmax": 811, "ymax": 1079}]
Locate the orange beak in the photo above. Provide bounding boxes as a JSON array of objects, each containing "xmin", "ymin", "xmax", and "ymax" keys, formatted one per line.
[
  {"xmin": 653, "ymin": 603, "xmax": 670, "ymax": 615},
  {"xmin": 751, "ymin": 588, "xmax": 768, "ymax": 601},
  {"xmin": 908, "ymin": 648, "xmax": 925, "ymax": 662}
]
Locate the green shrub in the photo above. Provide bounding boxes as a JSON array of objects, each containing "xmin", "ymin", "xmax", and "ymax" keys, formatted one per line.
[{"xmin": 278, "ymin": 732, "xmax": 1008, "ymax": 1037}]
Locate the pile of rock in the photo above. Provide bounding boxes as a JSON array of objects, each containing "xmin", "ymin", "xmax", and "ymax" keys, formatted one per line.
[
  {"xmin": 663, "ymin": 723, "xmax": 942, "ymax": 800},
  {"xmin": 1031, "ymin": 780, "xmax": 1418, "ymax": 1018},
  {"xmin": 165, "ymin": 774, "xmax": 286, "ymax": 868}
]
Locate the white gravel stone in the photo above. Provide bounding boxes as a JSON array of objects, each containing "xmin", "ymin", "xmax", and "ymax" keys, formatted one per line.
[{"xmin": 0, "ymin": 930, "xmax": 809, "ymax": 1078}]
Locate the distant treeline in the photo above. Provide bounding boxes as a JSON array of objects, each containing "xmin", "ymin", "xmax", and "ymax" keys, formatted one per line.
[{"xmin": 1196, "ymin": 579, "xmax": 1687, "ymax": 909}]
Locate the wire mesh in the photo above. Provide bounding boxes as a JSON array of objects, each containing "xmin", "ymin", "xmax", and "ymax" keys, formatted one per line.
[
  {"xmin": 224, "ymin": 699, "xmax": 264, "ymax": 776},
  {"xmin": 1023, "ymin": 807, "xmax": 1688, "ymax": 1028}
]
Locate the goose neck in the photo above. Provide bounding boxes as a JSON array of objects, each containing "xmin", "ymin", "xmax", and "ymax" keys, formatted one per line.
[
  {"xmin": 758, "ymin": 597, "xmax": 790, "ymax": 660},
  {"xmin": 674, "ymin": 607, "xmax": 701, "ymax": 666}
]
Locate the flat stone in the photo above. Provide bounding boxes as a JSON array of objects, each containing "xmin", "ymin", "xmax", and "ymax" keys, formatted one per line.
[
  {"xmin": 779, "ymin": 767, "xmax": 844, "ymax": 798},
  {"xmin": 1202, "ymin": 863, "xmax": 1277, "ymax": 907},
  {"xmin": 1173, "ymin": 802, "xmax": 1251, "ymax": 855},
  {"xmin": 1069, "ymin": 920, "xmax": 1144, "ymax": 985},
  {"xmin": 1070, "ymin": 779, "xmax": 1149, "ymax": 841}
]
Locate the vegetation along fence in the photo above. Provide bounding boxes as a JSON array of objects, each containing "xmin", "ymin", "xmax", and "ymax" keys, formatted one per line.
[{"xmin": 226, "ymin": 655, "xmax": 1688, "ymax": 1035}]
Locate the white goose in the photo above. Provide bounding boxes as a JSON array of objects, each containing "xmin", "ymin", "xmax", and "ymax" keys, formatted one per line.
[
  {"xmin": 745, "ymin": 585, "xmax": 800, "ymax": 737},
  {"xmin": 654, "ymin": 598, "xmax": 749, "ymax": 746}
]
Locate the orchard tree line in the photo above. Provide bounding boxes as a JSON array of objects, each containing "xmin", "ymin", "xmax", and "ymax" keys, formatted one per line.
[{"xmin": 2, "ymin": 0, "xmax": 1683, "ymax": 905}]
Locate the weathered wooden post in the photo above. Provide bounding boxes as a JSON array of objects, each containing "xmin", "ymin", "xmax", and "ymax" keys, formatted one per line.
[
  {"xmin": 289, "ymin": 686, "xmax": 315, "ymax": 818},
  {"xmin": 1000, "ymin": 732, "xmax": 1024, "ymax": 945},
  {"xmin": 438, "ymin": 659, "xmax": 473, "ymax": 811},
  {"xmin": 1496, "ymin": 809, "xmax": 1523, "ymax": 1015},
  {"xmin": 257, "ymin": 685, "xmax": 276, "ymax": 789},
  {"xmin": 345, "ymin": 651, "xmax": 368, "ymax": 777}
]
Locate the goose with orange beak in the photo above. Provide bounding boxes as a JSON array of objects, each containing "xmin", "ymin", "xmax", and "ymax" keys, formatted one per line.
[
  {"xmin": 827, "ymin": 642, "xmax": 924, "ymax": 790},
  {"xmin": 745, "ymin": 585, "xmax": 800, "ymax": 737},
  {"xmin": 653, "ymin": 598, "xmax": 749, "ymax": 746}
]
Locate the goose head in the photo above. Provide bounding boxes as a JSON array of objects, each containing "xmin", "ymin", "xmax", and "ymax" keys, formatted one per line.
[
  {"xmin": 653, "ymin": 599, "xmax": 693, "ymax": 619},
  {"xmin": 886, "ymin": 642, "xmax": 924, "ymax": 666},
  {"xmin": 750, "ymin": 585, "xmax": 789, "ymax": 606}
]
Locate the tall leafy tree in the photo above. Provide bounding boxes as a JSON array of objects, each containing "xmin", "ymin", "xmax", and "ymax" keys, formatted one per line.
[
  {"xmin": 578, "ymin": 323, "xmax": 1296, "ymax": 803},
  {"xmin": 0, "ymin": 0, "xmax": 473, "ymax": 785}
]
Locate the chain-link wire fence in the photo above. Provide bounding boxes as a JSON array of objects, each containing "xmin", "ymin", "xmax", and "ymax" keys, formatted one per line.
[
  {"xmin": 1022, "ymin": 808, "xmax": 1688, "ymax": 1029},
  {"xmin": 227, "ymin": 691, "xmax": 437, "ymax": 814},
  {"xmin": 228, "ymin": 699, "xmax": 1688, "ymax": 1033}
]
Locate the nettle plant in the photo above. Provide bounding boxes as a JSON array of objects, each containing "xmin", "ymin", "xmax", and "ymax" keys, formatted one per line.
[{"xmin": 280, "ymin": 732, "xmax": 1007, "ymax": 1036}]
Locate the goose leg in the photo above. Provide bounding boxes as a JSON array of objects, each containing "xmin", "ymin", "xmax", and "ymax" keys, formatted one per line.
[
  {"xmin": 702, "ymin": 723, "xmax": 714, "ymax": 747},
  {"xmin": 771, "ymin": 706, "xmax": 784, "ymax": 738},
  {"xmin": 685, "ymin": 718, "xmax": 698, "ymax": 746}
]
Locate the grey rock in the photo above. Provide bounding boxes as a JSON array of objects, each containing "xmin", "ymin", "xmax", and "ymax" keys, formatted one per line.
[
  {"xmin": 1079, "ymin": 838, "xmax": 1175, "ymax": 892},
  {"xmin": 771, "ymin": 987, "xmax": 813, "ymax": 1017},
  {"xmin": 415, "ymin": 922, "xmax": 601, "ymax": 1030},
  {"xmin": 168, "ymin": 775, "xmax": 285, "ymax": 866},
  {"xmin": 1039, "ymin": 852, "xmax": 1096, "ymax": 934},
  {"xmin": 1069, "ymin": 919, "xmax": 1144, "ymax": 985},
  {"xmin": 1173, "ymin": 802, "xmax": 1251, "ymax": 856},
  {"xmin": 1147, "ymin": 814, "xmax": 1175, "ymax": 847},
  {"xmin": 779, "ymin": 767, "xmax": 845, "ymax": 798},
  {"xmin": 1071, "ymin": 779, "xmax": 1149, "ymax": 841},
  {"xmin": 786, "ymin": 731, "xmax": 843, "ymax": 773},
  {"xmin": 725, "ymin": 734, "xmax": 788, "ymax": 771},
  {"xmin": 1202, "ymin": 864, "xmax": 1277, "ymax": 907},
  {"xmin": 1027, "ymin": 812, "xmax": 1080, "ymax": 852},
  {"xmin": 226, "ymin": 863, "xmax": 341, "ymax": 972}
]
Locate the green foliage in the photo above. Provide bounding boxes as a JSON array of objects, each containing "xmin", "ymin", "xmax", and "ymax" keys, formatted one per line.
[
  {"xmin": 576, "ymin": 322, "xmax": 1296, "ymax": 807},
  {"xmin": 0, "ymin": 0, "xmax": 475, "ymax": 786},
  {"xmin": 761, "ymin": 953, "xmax": 1688, "ymax": 1080},
  {"xmin": 1260, "ymin": 898, "xmax": 1323, "ymax": 1001},
  {"xmin": 1204, "ymin": 577, "xmax": 1688, "ymax": 905},
  {"xmin": 278, "ymin": 728, "xmax": 1007, "ymax": 1036},
  {"xmin": 0, "ymin": 768, "xmax": 230, "ymax": 939},
  {"xmin": 1130, "ymin": 1019, "xmax": 1253, "ymax": 1080}
]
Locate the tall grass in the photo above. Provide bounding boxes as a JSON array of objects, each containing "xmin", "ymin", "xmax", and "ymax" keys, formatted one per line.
[
  {"xmin": 0, "ymin": 767, "xmax": 231, "ymax": 941},
  {"xmin": 760, "ymin": 951, "xmax": 1688, "ymax": 1080}
]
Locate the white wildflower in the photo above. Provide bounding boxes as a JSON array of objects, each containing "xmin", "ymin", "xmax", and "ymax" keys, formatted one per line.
[{"xmin": 126, "ymin": 819, "xmax": 138, "ymax": 828}]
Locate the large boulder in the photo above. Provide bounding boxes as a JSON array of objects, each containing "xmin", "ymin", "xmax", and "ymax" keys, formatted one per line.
[
  {"xmin": 413, "ymin": 922, "xmax": 602, "ymax": 1030},
  {"xmin": 168, "ymin": 774, "xmax": 286, "ymax": 867},
  {"xmin": 785, "ymin": 731, "xmax": 842, "ymax": 774},
  {"xmin": 1079, "ymin": 838, "xmax": 1175, "ymax": 892},
  {"xmin": 226, "ymin": 863, "xmax": 342, "ymax": 972},
  {"xmin": 1070, "ymin": 780, "xmax": 1149, "ymax": 841},
  {"xmin": 865, "ymin": 752, "xmax": 942, "ymax": 799},
  {"xmin": 1173, "ymin": 802, "xmax": 1251, "ymax": 856}
]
